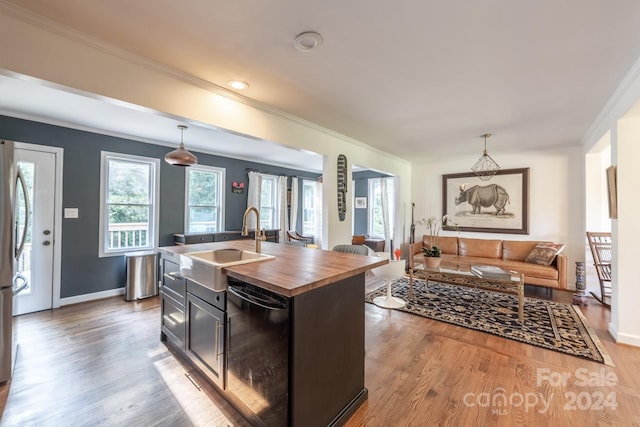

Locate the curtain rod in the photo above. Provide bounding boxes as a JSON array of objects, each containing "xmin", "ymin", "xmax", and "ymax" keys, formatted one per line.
[{"xmin": 245, "ymin": 168, "xmax": 320, "ymax": 180}]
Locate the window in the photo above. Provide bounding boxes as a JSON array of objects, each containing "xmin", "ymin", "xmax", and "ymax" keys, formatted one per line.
[
  {"xmin": 368, "ymin": 177, "xmax": 394, "ymax": 237},
  {"xmin": 185, "ymin": 165, "xmax": 225, "ymax": 233},
  {"xmin": 99, "ymin": 152, "xmax": 160, "ymax": 257},
  {"xmin": 259, "ymin": 175, "xmax": 277, "ymax": 229},
  {"xmin": 302, "ymin": 180, "xmax": 317, "ymax": 235}
]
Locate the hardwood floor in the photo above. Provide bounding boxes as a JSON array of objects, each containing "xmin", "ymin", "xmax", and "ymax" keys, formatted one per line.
[{"xmin": 1, "ymin": 284, "xmax": 639, "ymax": 426}]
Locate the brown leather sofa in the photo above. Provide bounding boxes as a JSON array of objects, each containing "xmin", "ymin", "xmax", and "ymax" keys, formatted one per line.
[{"xmin": 409, "ymin": 236, "xmax": 567, "ymax": 290}]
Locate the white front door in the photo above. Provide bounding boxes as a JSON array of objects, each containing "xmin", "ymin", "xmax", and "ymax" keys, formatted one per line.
[{"xmin": 13, "ymin": 148, "xmax": 57, "ymax": 315}]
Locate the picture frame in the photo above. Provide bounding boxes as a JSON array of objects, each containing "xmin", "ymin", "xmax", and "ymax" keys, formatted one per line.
[
  {"xmin": 354, "ymin": 197, "xmax": 367, "ymax": 209},
  {"xmin": 231, "ymin": 181, "xmax": 245, "ymax": 194},
  {"xmin": 442, "ymin": 168, "xmax": 529, "ymax": 234},
  {"xmin": 606, "ymin": 165, "xmax": 617, "ymax": 219}
]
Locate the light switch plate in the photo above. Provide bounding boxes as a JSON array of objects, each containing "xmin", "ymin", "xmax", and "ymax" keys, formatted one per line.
[{"xmin": 64, "ymin": 208, "xmax": 79, "ymax": 218}]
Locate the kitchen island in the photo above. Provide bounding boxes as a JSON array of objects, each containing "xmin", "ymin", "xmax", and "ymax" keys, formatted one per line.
[{"xmin": 158, "ymin": 240, "xmax": 386, "ymax": 427}]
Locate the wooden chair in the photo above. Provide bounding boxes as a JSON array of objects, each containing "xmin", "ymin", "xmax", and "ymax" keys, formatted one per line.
[
  {"xmin": 287, "ymin": 230, "xmax": 314, "ymax": 244},
  {"xmin": 586, "ymin": 231, "xmax": 612, "ymax": 307}
]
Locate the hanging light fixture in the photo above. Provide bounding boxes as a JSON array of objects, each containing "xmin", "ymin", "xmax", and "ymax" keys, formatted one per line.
[
  {"xmin": 471, "ymin": 133, "xmax": 500, "ymax": 181},
  {"xmin": 165, "ymin": 125, "xmax": 198, "ymax": 166}
]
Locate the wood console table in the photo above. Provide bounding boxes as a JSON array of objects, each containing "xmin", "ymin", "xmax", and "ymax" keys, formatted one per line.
[
  {"xmin": 364, "ymin": 238, "xmax": 385, "ymax": 252},
  {"xmin": 174, "ymin": 229, "xmax": 280, "ymax": 245}
]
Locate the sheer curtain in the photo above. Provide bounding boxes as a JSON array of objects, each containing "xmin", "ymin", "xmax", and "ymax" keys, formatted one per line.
[
  {"xmin": 276, "ymin": 176, "xmax": 288, "ymax": 243},
  {"xmin": 380, "ymin": 178, "xmax": 391, "ymax": 252},
  {"xmin": 312, "ymin": 180, "xmax": 323, "ymax": 248},
  {"xmin": 246, "ymin": 171, "xmax": 262, "ymax": 229},
  {"xmin": 289, "ymin": 178, "xmax": 299, "ymax": 231}
]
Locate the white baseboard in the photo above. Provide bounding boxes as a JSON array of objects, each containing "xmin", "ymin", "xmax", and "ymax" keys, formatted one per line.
[
  {"xmin": 60, "ymin": 287, "xmax": 125, "ymax": 306},
  {"xmin": 614, "ymin": 332, "xmax": 640, "ymax": 347},
  {"xmin": 608, "ymin": 322, "xmax": 640, "ymax": 347}
]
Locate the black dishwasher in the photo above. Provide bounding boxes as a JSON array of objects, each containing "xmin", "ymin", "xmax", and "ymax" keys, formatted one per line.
[{"xmin": 226, "ymin": 278, "xmax": 289, "ymax": 427}]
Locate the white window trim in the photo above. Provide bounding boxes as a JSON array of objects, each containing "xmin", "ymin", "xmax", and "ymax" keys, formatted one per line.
[
  {"xmin": 184, "ymin": 164, "xmax": 226, "ymax": 233},
  {"xmin": 98, "ymin": 151, "xmax": 160, "ymax": 257},
  {"xmin": 367, "ymin": 179, "xmax": 380, "ymax": 238},
  {"xmin": 351, "ymin": 178, "xmax": 355, "ymax": 234},
  {"xmin": 302, "ymin": 179, "xmax": 315, "ymax": 235},
  {"xmin": 260, "ymin": 174, "xmax": 278, "ymax": 229},
  {"xmin": 367, "ymin": 177, "xmax": 394, "ymax": 238}
]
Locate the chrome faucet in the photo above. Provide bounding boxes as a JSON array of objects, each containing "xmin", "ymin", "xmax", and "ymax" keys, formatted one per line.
[{"xmin": 241, "ymin": 206, "xmax": 266, "ymax": 253}]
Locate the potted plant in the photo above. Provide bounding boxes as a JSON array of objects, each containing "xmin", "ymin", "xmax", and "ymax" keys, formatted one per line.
[{"xmin": 417, "ymin": 215, "xmax": 447, "ymax": 268}]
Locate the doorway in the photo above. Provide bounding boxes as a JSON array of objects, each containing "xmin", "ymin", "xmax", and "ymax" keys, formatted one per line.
[
  {"xmin": 584, "ymin": 137, "xmax": 611, "ymax": 298},
  {"xmin": 351, "ymin": 166, "xmax": 397, "ymax": 252},
  {"xmin": 13, "ymin": 143, "xmax": 63, "ymax": 315}
]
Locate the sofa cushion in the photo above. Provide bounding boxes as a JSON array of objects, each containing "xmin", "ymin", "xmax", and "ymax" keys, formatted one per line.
[
  {"xmin": 422, "ymin": 236, "xmax": 458, "ymax": 255},
  {"xmin": 438, "ymin": 236, "xmax": 458, "ymax": 255},
  {"xmin": 502, "ymin": 240, "xmax": 541, "ymax": 261},
  {"xmin": 458, "ymin": 237, "xmax": 502, "ymax": 259},
  {"xmin": 525, "ymin": 242, "xmax": 566, "ymax": 266},
  {"xmin": 499, "ymin": 259, "xmax": 559, "ymax": 280}
]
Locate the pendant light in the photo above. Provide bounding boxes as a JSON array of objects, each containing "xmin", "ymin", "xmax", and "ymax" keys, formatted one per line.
[
  {"xmin": 471, "ymin": 133, "xmax": 500, "ymax": 181},
  {"xmin": 165, "ymin": 125, "xmax": 198, "ymax": 166}
]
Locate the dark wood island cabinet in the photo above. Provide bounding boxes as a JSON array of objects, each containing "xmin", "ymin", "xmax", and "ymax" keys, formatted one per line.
[{"xmin": 158, "ymin": 241, "xmax": 385, "ymax": 427}]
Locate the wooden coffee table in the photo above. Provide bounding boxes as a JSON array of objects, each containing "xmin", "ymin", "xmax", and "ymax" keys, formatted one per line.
[{"xmin": 409, "ymin": 259, "xmax": 525, "ymax": 324}]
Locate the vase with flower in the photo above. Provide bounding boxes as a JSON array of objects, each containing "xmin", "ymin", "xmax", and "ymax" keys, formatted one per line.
[{"xmin": 417, "ymin": 215, "xmax": 448, "ymax": 268}]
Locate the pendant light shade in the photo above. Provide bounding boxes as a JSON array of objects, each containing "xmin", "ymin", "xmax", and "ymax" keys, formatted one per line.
[
  {"xmin": 165, "ymin": 125, "xmax": 198, "ymax": 166},
  {"xmin": 471, "ymin": 133, "xmax": 499, "ymax": 181}
]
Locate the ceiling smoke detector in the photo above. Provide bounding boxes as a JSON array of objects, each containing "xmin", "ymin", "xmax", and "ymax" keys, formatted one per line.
[{"xmin": 294, "ymin": 31, "xmax": 323, "ymax": 52}]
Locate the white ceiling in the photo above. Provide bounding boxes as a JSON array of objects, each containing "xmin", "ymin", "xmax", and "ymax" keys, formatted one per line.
[
  {"xmin": 2, "ymin": 0, "xmax": 640, "ymax": 170},
  {"xmin": 0, "ymin": 72, "xmax": 325, "ymax": 172}
]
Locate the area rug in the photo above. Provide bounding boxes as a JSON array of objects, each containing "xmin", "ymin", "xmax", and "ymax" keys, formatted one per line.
[{"xmin": 365, "ymin": 277, "xmax": 613, "ymax": 366}]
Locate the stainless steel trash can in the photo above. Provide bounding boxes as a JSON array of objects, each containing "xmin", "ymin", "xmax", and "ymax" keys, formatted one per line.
[{"xmin": 124, "ymin": 250, "xmax": 159, "ymax": 301}]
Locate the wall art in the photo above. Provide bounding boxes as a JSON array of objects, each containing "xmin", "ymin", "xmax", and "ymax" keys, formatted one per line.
[
  {"xmin": 232, "ymin": 181, "xmax": 245, "ymax": 194},
  {"xmin": 337, "ymin": 154, "xmax": 347, "ymax": 221},
  {"xmin": 442, "ymin": 168, "xmax": 529, "ymax": 234}
]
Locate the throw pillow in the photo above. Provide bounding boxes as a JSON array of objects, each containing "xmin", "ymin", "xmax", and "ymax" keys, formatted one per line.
[{"xmin": 525, "ymin": 242, "xmax": 566, "ymax": 266}]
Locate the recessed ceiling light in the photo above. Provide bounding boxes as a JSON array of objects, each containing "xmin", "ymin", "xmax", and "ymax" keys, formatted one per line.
[
  {"xmin": 294, "ymin": 31, "xmax": 323, "ymax": 52},
  {"xmin": 227, "ymin": 80, "xmax": 249, "ymax": 90}
]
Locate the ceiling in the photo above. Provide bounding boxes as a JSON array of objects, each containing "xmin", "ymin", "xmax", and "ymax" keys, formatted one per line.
[
  {"xmin": 0, "ymin": 72, "xmax": 325, "ymax": 172},
  {"xmin": 3, "ymin": 0, "xmax": 640, "ymax": 171}
]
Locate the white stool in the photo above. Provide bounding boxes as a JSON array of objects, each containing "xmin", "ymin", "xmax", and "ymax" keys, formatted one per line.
[{"xmin": 371, "ymin": 253, "xmax": 406, "ymax": 309}]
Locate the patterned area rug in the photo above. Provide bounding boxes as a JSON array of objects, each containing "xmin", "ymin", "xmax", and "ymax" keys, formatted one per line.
[{"xmin": 365, "ymin": 277, "xmax": 613, "ymax": 366}]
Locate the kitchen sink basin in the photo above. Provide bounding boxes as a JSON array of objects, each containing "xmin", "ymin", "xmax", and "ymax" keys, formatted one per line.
[
  {"xmin": 186, "ymin": 248, "xmax": 275, "ymax": 264},
  {"xmin": 179, "ymin": 249, "xmax": 275, "ymax": 291}
]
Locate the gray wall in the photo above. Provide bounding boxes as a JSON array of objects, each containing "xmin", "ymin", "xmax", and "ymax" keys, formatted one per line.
[{"xmin": 1, "ymin": 116, "xmax": 319, "ymax": 298}]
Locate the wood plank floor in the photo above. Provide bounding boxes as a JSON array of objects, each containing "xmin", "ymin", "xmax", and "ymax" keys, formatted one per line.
[{"xmin": 1, "ymin": 282, "xmax": 639, "ymax": 426}]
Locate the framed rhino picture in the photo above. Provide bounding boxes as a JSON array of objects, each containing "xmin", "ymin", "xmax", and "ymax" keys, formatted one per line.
[{"xmin": 442, "ymin": 168, "xmax": 529, "ymax": 234}]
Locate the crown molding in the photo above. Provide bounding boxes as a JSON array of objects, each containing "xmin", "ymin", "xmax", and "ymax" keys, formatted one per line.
[{"xmin": 583, "ymin": 54, "xmax": 640, "ymax": 147}]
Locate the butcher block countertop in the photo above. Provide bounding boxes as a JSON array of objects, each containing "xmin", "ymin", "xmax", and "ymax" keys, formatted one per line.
[{"xmin": 158, "ymin": 240, "xmax": 387, "ymax": 297}]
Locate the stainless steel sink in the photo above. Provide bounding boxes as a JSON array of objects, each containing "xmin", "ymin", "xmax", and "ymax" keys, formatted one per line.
[{"xmin": 179, "ymin": 248, "xmax": 275, "ymax": 291}]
